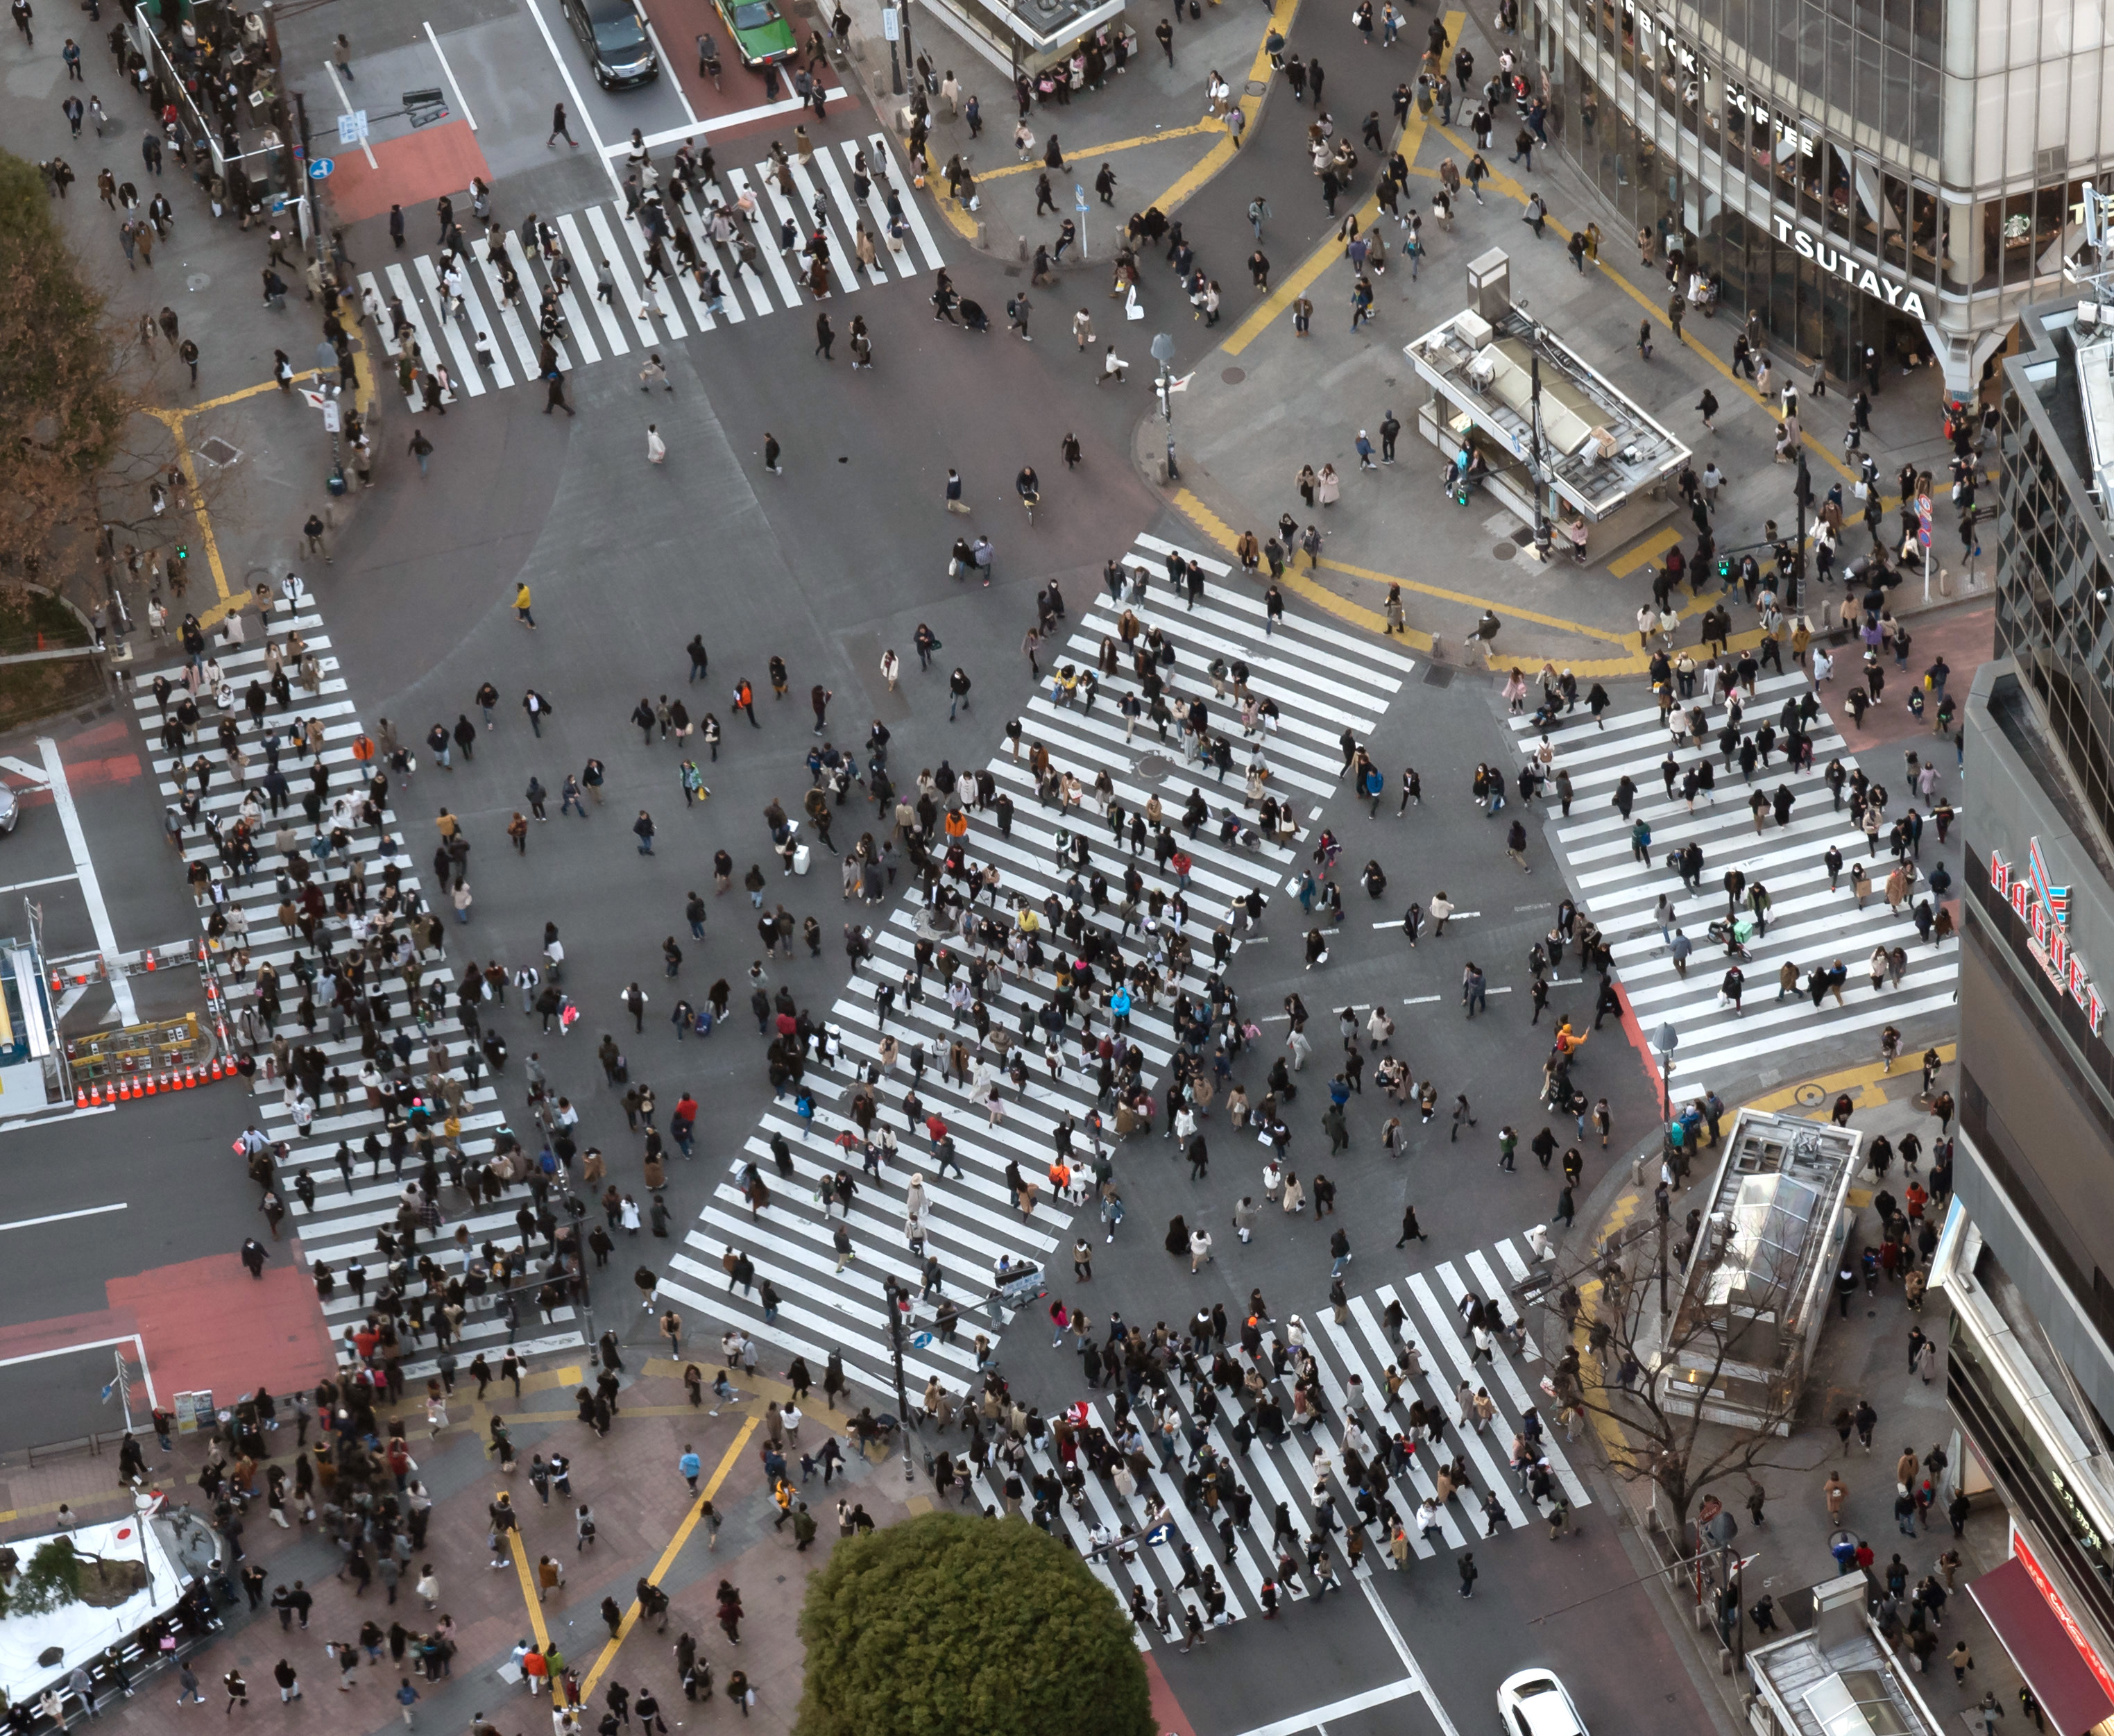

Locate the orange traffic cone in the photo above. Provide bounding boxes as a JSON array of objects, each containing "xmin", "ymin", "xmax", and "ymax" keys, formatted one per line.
[
  {"xmin": 143, "ymin": 1071, "xmax": 156, "ymax": 1096},
  {"xmin": 75, "ymin": 1087, "xmax": 87, "ymax": 1109},
  {"xmin": 116, "ymin": 1076, "xmax": 130, "ymax": 1101}
]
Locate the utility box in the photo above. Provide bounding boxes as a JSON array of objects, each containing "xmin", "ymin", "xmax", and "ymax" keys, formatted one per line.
[{"xmin": 1466, "ymin": 247, "xmax": 1511, "ymax": 323}]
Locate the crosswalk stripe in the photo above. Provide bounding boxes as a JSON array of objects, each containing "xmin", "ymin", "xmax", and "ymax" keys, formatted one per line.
[
  {"xmin": 610, "ymin": 209, "xmax": 690, "ymax": 339},
  {"xmin": 518, "ymin": 232, "xmax": 602, "ymax": 366},
  {"xmin": 810, "ymin": 148, "xmax": 889, "ymax": 286},
  {"xmin": 771, "ymin": 158, "xmax": 859, "ymax": 297},
  {"xmin": 471, "ymin": 241, "xmax": 542, "ymax": 378},
  {"xmin": 1511, "ymin": 675, "xmax": 1959, "ymax": 1089},
  {"xmin": 835, "ymin": 141, "xmax": 917, "ymax": 280},
  {"xmin": 497, "ymin": 237, "xmax": 577, "ymax": 371},
  {"xmin": 383, "ymin": 262, "xmax": 456, "ymax": 404},
  {"xmin": 867, "ymin": 133, "xmax": 946, "ymax": 269},
  {"xmin": 133, "ymin": 591, "xmax": 589, "ymax": 1372},
  {"xmin": 726, "ymin": 169, "xmax": 804, "ymax": 308},
  {"xmin": 445, "ymin": 255, "xmax": 517, "ymax": 389},
  {"xmin": 331, "ymin": 136, "xmax": 941, "ymax": 412},
  {"xmin": 409, "ymin": 255, "xmax": 487, "ymax": 395},
  {"xmin": 583, "ymin": 204, "xmax": 663, "ymax": 348},
  {"xmin": 557, "ymin": 212, "xmax": 633, "ymax": 352}
]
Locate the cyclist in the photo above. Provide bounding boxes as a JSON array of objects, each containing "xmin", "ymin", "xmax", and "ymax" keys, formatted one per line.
[{"xmin": 1016, "ymin": 465, "xmax": 1041, "ymax": 511}]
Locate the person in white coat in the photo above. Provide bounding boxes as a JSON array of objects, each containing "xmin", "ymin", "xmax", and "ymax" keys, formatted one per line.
[{"xmin": 647, "ymin": 424, "xmax": 667, "ymax": 464}]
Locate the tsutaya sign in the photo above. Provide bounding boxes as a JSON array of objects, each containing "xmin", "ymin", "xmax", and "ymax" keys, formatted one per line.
[
  {"xmin": 1771, "ymin": 216, "xmax": 1929, "ymax": 319},
  {"xmin": 1990, "ymin": 837, "xmax": 2108, "ymax": 1036}
]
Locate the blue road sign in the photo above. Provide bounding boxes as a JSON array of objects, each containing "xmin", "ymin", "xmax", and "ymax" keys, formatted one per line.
[
  {"xmin": 309, "ymin": 158, "xmax": 334, "ymax": 180},
  {"xmin": 1145, "ymin": 1524, "xmax": 1173, "ymax": 1545}
]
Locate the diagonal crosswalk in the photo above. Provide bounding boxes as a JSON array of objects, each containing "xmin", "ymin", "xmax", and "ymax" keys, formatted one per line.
[
  {"xmin": 129, "ymin": 604, "xmax": 589, "ymax": 1383},
  {"xmin": 921, "ymin": 1234, "xmax": 1589, "ymax": 1647},
  {"xmin": 357, "ymin": 133, "xmax": 944, "ymax": 411},
  {"xmin": 663, "ymin": 533, "xmax": 1417, "ymax": 1409},
  {"xmin": 1508, "ymin": 669, "xmax": 1961, "ymax": 1093}
]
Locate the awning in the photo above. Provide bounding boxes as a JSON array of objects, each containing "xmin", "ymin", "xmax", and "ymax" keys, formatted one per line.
[{"xmin": 1970, "ymin": 1558, "xmax": 2114, "ymax": 1735}]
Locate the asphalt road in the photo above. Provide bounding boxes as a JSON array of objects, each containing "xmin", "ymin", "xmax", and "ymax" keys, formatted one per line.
[{"xmin": 4, "ymin": 0, "xmax": 1721, "ymax": 1726}]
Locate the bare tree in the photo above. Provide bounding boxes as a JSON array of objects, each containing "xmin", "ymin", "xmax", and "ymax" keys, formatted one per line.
[{"xmin": 1546, "ymin": 1211, "xmax": 1823, "ymax": 1544}]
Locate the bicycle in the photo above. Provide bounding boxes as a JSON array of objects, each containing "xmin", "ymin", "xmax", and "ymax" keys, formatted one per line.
[{"xmin": 1021, "ymin": 489, "xmax": 1039, "ymax": 526}]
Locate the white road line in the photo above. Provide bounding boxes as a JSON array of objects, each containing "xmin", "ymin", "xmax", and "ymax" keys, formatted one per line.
[
  {"xmin": 785, "ymin": 158, "xmax": 862, "ymax": 294},
  {"xmin": 728, "ymin": 168, "xmax": 803, "ymax": 306},
  {"xmin": 606, "ymin": 91, "xmax": 851, "ymax": 156},
  {"xmin": 810, "ymin": 148, "xmax": 888, "ymax": 284},
  {"xmin": 39, "ymin": 738, "xmax": 133, "ymax": 1025},
  {"xmin": 837, "ymin": 140, "xmax": 918, "ymax": 278},
  {"xmin": 423, "ymin": 21, "xmax": 477, "ymax": 129},
  {"xmin": 324, "ymin": 61, "xmax": 377, "ymax": 169},
  {"xmin": 1361, "ymin": 1582, "xmax": 1460, "ymax": 1736},
  {"xmin": 498, "ymin": 235, "xmax": 577, "ymax": 369},
  {"xmin": 583, "ymin": 205, "xmax": 661, "ymax": 347},
  {"xmin": 557, "ymin": 213, "xmax": 631, "ymax": 351},
  {"xmin": 471, "ymin": 244, "xmax": 541, "ymax": 376},
  {"xmin": 869, "ymin": 133, "xmax": 946, "ymax": 268},
  {"xmin": 410, "ymin": 254, "xmax": 486, "ymax": 395},
  {"xmin": 0, "ymin": 873, "xmax": 80, "ymax": 894},
  {"xmin": 0, "ymin": 1202, "xmax": 127, "ymax": 1233},
  {"xmin": 449, "ymin": 259, "xmax": 517, "ymax": 389},
  {"xmin": 518, "ymin": 0, "xmax": 624, "ymax": 197}
]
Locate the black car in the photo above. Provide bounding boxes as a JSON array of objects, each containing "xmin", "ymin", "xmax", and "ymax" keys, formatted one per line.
[{"xmin": 559, "ymin": 0, "xmax": 660, "ymax": 87}]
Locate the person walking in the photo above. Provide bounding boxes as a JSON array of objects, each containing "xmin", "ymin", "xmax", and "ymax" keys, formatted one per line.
[{"xmin": 549, "ymin": 103, "xmax": 578, "ymax": 147}]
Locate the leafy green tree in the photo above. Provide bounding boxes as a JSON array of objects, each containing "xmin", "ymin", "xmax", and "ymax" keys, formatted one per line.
[
  {"xmin": 796, "ymin": 1511, "xmax": 1153, "ymax": 1736},
  {"xmin": 3, "ymin": 1538, "xmax": 86, "ymax": 1615}
]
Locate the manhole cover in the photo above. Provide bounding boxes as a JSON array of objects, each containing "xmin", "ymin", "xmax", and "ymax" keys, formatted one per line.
[
  {"xmin": 1244, "ymin": 79, "xmax": 1266, "ymax": 95},
  {"xmin": 1794, "ymin": 1082, "xmax": 1827, "ymax": 1106},
  {"xmin": 1132, "ymin": 752, "xmax": 1172, "ymax": 780},
  {"xmin": 196, "ymin": 438, "xmax": 241, "ymax": 468},
  {"xmin": 1222, "ymin": 366, "xmax": 1245, "ymax": 384},
  {"xmin": 1002, "ymin": 264, "xmax": 1023, "ymax": 277},
  {"xmin": 185, "ymin": 272, "xmax": 211, "ymax": 293},
  {"xmin": 1492, "ymin": 541, "xmax": 1517, "ymax": 561},
  {"xmin": 1421, "ymin": 665, "xmax": 1455, "ymax": 688}
]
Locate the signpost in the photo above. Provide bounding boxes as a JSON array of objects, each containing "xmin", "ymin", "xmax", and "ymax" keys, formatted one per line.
[
  {"xmin": 1075, "ymin": 183, "xmax": 1089, "ymax": 259},
  {"xmin": 336, "ymin": 110, "xmax": 368, "ymax": 146},
  {"xmin": 308, "ymin": 157, "xmax": 334, "ymax": 180},
  {"xmin": 1916, "ymin": 488, "xmax": 1934, "ymax": 602},
  {"xmin": 881, "ymin": 6, "xmax": 901, "ymax": 96}
]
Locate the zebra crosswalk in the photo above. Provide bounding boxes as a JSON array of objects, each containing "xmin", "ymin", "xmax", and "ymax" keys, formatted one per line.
[
  {"xmin": 358, "ymin": 133, "xmax": 946, "ymax": 410},
  {"xmin": 660, "ymin": 534, "xmax": 1420, "ymax": 1417},
  {"xmin": 928, "ymin": 1234, "xmax": 1588, "ymax": 1646},
  {"xmin": 129, "ymin": 602, "xmax": 589, "ymax": 1382},
  {"xmin": 1508, "ymin": 668, "xmax": 1961, "ymax": 1094}
]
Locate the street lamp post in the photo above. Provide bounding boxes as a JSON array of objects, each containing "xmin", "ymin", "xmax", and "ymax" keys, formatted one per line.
[
  {"xmin": 1150, "ymin": 332, "xmax": 1178, "ymax": 483},
  {"xmin": 880, "ymin": 1277, "xmax": 915, "ymax": 1484},
  {"xmin": 1651, "ymin": 1022, "xmax": 1678, "ymax": 1328}
]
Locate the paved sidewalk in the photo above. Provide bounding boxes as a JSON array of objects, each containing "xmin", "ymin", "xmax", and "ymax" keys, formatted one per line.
[
  {"xmin": 841, "ymin": 0, "xmax": 1282, "ymax": 257},
  {"xmin": 1162, "ymin": 2, "xmax": 1972, "ymax": 675},
  {"xmin": 1553, "ymin": 1065, "xmax": 2022, "ymax": 1733},
  {"xmin": 0, "ymin": 1360, "xmax": 923, "ymax": 1736}
]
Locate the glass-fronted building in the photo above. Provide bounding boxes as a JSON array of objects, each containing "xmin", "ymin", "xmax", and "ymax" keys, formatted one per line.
[
  {"xmin": 1927, "ymin": 301, "xmax": 2114, "ymax": 1731},
  {"xmin": 1522, "ymin": 0, "xmax": 2114, "ymax": 393}
]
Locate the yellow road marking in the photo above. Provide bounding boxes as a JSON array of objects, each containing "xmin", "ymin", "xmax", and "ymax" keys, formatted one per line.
[
  {"xmin": 1744, "ymin": 1042, "xmax": 1956, "ymax": 1117},
  {"xmin": 1606, "ymin": 525, "xmax": 1679, "ymax": 579},
  {"xmin": 1172, "ymin": 488, "xmax": 1401, "ymax": 641},
  {"xmin": 574, "ymin": 1417, "xmax": 758, "ymax": 1703},
  {"xmin": 1222, "ymin": 10, "xmax": 1463, "ymax": 356},
  {"xmin": 144, "ymin": 409, "xmax": 232, "ymax": 604},
  {"xmin": 971, "ymin": 120, "xmax": 1220, "ymax": 185},
  {"xmin": 924, "ymin": 0, "xmax": 1304, "ymax": 239},
  {"xmin": 506, "ymin": 1529, "xmax": 569, "ymax": 1704}
]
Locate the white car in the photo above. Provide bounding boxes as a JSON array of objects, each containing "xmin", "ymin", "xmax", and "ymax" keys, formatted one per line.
[{"xmin": 1497, "ymin": 1669, "xmax": 1587, "ymax": 1736}]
